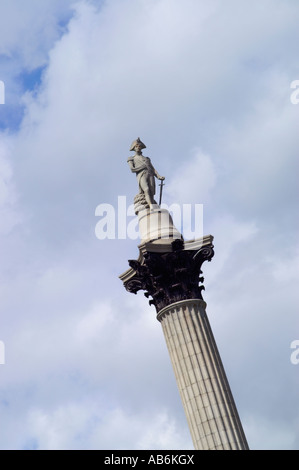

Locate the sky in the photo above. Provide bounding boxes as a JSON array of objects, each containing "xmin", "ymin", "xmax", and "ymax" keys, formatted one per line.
[{"xmin": 0, "ymin": 0, "xmax": 298, "ymax": 450}]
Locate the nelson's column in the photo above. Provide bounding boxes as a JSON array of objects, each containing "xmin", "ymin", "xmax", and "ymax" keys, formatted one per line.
[{"xmin": 119, "ymin": 138, "xmax": 249, "ymax": 451}]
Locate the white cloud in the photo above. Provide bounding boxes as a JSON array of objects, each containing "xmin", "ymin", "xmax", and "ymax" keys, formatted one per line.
[
  {"xmin": 28, "ymin": 404, "xmax": 91, "ymax": 450},
  {"xmin": 0, "ymin": 0, "xmax": 299, "ymax": 451},
  {"xmin": 0, "ymin": 135, "xmax": 21, "ymax": 234},
  {"xmin": 272, "ymin": 248, "xmax": 299, "ymax": 283},
  {"xmin": 27, "ymin": 404, "xmax": 192, "ymax": 450},
  {"xmin": 75, "ymin": 300, "xmax": 114, "ymax": 343},
  {"xmin": 245, "ymin": 415, "xmax": 298, "ymax": 450},
  {"xmin": 206, "ymin": 214, "xmax": 258, "ymax": 280},
  {"xmin": 166, "ymin": 149, "xmax": 217, "ymax": 205},
  {"xmin": 0, "ymin": 0, "xmax": 76, "ymax": 70}
]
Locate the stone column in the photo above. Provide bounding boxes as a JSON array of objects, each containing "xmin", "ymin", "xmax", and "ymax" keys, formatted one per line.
[
  {"xmin": 120, "ymin": 234, "xmax": 249, "ymax": 450},
  {"xmin": 157, "ymin": 299, "xmax": 249, "ymax": 450}
]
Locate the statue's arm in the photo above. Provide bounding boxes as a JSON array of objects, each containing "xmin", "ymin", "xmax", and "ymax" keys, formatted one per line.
[
  {"xmin": 127, "ymin": 157, "xmax": 147, "ymax": 173},
  {"xmin": 146, "ymin": 157, "xmax": 165, "ymax": 180},
  {"xmin": 154, "ymin": 169, "xmax": 165, "ymax": 180},
  {"xmin": 127, "ymin": 157, "xmax": 135, "ymax": 172}
]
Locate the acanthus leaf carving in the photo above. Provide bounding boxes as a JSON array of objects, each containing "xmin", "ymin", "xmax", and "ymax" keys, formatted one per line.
[{"xmin": 122, "ymin": 241, "xmax": 214, "ymax": 313}]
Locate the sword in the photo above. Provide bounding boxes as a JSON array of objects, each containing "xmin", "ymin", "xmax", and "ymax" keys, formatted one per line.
[{"xmin": 159, "ymin": 179, "xmax": 165, "ymax": 206}]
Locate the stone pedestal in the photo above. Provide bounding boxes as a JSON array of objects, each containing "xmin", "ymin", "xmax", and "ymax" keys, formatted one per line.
[
  {"xmin": 138, "ymin": 206, "xmax": 182, "ymax": 244},
  {"xmin": 158, "ymin": 299, "xmax": 249, "ymax": 450}
]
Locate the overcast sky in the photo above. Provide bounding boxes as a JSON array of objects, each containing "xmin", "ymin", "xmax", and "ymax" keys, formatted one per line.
[{"xmin": 0, "ymin": 0, "xmax": 298, "ymax": 450}]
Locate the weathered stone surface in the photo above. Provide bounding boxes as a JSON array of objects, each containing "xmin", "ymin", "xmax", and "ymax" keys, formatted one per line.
[{"xmin": 158, "ymin": 299, "xmax": 249, "ymax": 450}]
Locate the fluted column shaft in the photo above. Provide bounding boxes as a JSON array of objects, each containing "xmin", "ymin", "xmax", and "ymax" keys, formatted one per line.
[{"xmin": 157, "ymin": 299, "xmax": 249, "ymax": 450}]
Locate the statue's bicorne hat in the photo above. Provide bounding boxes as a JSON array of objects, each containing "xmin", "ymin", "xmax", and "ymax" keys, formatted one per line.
[{"xmin": 130, "ymin": 137, "xmax": 146, "ymax": 151}]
